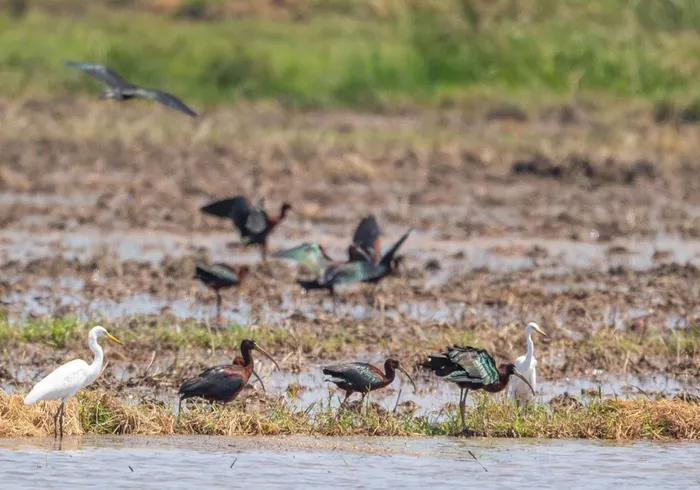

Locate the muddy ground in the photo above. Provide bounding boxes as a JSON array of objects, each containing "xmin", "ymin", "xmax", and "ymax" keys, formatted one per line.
[{"xmin": 1, "ymin": 97, "xmax": 699, "ymax": 405}]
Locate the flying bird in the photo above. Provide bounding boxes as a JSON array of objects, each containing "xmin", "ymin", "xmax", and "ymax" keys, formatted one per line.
[
  {"xmin": 65, "ymin": 61, "xmax": 197, "ymax": 118},
  {"xmin": 347, "ymin": 214, "xmax": 381, "ymax": 263},
  {"xmin": 200, "ymin": 196, "xmax": 292, "ymax": 262},
  {"xmin": 271, "ymin": 242, "xmax": 383, "ymax": 312}
]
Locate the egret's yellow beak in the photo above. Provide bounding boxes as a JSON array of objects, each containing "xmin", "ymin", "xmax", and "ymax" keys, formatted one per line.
[
  {"xmin": 106, "ymin": 333, "xmax": 122, "ymax": 345},
  {"xmin": 533, "ymin": 324, "xmax": 549, "ymax": 338}
]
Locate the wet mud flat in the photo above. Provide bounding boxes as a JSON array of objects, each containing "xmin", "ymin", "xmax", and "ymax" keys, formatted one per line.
[
  {"xmin": 0, "ymin": 435, "xmax": 698, "ymax": 489},
  {"xmin": 1, "ymin": 98, "xmax": 700, "ymax": 426}
]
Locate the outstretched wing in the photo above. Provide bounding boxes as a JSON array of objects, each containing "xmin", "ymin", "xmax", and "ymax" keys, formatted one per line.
[
  {"xmin": 351, "ymin": 215, "xmax": 381, "ymax": 262},
  {"xmin": 325, "ymin": 260, "xmax": 383, "ymax": 285},
  {"xmin": 64, "ymin": 61, "xmax": 128, "ymax": 88},
  {"xmin": 128, "ymin": 87, "xmax": 198, "ymax": 118},
  {"xmin": 272, "ymin": 243, "xmax": 329, "ymax": 275},
  {"xmin": 201, "ymin": 196, "xmax": 253, "ymax": 235},
  {"xmin": 245, "ymin": 198, "xmax": 268, "ymax": 235},
  {"xmin": 379, "ymin": 228, "xmax": 412, "ymax": 268},
  {"xmin": 446, "ymin": 346, "xmax": 500, "ymax": 386}
]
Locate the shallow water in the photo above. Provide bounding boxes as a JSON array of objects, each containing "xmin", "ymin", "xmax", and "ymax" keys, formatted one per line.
[{"xmin": 0, "ymin": 435, "xmax": 697, "ymax": 489}]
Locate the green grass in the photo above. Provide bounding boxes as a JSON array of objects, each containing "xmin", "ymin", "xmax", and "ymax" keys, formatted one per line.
[{"xmin": 2, "ymin": 0, "xmax": 700, "ymax": 107}]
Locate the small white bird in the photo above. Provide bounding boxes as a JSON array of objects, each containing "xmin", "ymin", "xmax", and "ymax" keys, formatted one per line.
[
  {"xmin": 24, "ymin": 325, "xmax": 121, "ymax": 439},
  {"xmin": 509, "ymin": 322, "xmax": 548, "ymax": 406}
]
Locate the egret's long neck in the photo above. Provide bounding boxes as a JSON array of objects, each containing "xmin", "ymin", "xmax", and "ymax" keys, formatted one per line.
[
  {"xmin": 87, "ymin": 335, "xmax": 105, "ymax": 381},
  {"xmin": 523, "ymin": 327, "xmax": 535, "ymax": 367}
]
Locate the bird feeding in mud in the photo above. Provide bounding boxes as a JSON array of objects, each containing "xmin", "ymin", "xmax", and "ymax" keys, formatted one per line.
[
  {"xmin": 509, "ymin": 322, "xmax": 549, "ymax": 406},
  {"xmin": 193, "ymin": 263, "xmax": 249, "ymax": 325},
  {"xmin": 200, "ymin": 196, "xmax": 292, "ymax": 262},
  {"xmin": 64, "ymin": 61, "xmax": 198, "ymax": 118},
  {"xmin": 23, "ymin": 326, "xmax": 122, "ymax": 439},
  {"xmin": 323, "ymin": 358, "xmax": 416, "ymax": 412},
  {"xmin": 177, "ymin": 339, "xmax": 279, "ymax": 416},
  {"xmin": 271, "ymin": 242, "xmax": 384, "ymax": 313},
  {"xmin": 421, "ymin": 345, "xmax": 534, "ymax": 436}
]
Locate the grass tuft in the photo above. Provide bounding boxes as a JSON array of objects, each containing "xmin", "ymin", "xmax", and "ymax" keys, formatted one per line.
[{"xmin": 3, "ymin": 391, "xmax": 700, "ymax": 440}]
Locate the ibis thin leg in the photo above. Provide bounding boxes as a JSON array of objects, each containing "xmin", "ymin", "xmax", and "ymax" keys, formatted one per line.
[{"xmin": 215, "ymin": 290, "xmax": 222, "ymax": 326}]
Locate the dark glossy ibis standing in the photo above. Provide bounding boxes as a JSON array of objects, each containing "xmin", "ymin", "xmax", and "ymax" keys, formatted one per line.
[
  {"xmin": 178, "ymin": 339, "xmax": 279, "ymax": 416},
  {"xmin": 64, "ymin": 61, "xmax": 197, "ymax": 117},
  {"xmin": 323, "ymin": 358, "xmax": 416, "ymax": 412},
  {"xmin": 421, "ymin": 345, "xmax": 534, "ymax": 436},
  {"xmin": 271, "ymin": 242, "xmax": 383, "ymax": 313},
  {"xmin": 200, "ymin": 196, "xmax": 292, "ymax": 262},
  {"xmin": 194, "ymin": 263, "xmax": 249, "ymax": 325}
]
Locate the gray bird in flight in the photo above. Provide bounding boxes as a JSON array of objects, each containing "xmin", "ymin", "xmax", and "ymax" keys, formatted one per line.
[{"xmin": 65, "ymin": 61, "xmax": 197, "ymax": 118}]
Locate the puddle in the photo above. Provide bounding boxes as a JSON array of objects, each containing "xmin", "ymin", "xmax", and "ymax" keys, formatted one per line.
[{"xmin": 0, "ymin": 435, "xmax": 696, "ymax": 488}]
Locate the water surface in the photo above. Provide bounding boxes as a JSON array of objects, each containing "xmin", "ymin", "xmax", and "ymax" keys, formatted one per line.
[{"xmin": 0, "ymin": 436, "xmax": 696, "ymax": 489}]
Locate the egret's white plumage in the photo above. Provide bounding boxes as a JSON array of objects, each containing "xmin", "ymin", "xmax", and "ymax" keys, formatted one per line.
[
  {"xmin": 509, "ymin": 322, "xmax": 548, "ymax": 406},
  {"xmin": 24, "ymin": 326, "xmax": 121, "ymax": 438}
]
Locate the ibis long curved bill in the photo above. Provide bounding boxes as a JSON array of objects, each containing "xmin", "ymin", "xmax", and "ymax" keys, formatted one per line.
[
  {"xmin": 397, "ymin": 365, "xmax": 417, "ymax": 392},
  {"xmin": 512, "ymin": 369, "xmax": 535, "ymax": 396},
  {"xmin": 254, "ymin": 345, "xmax": 280, "ymax": 371}
]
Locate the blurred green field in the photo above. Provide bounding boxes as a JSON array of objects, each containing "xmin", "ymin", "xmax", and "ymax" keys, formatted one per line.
[{"xmin": 1, "ymin": 0, "xmax": 700, "ymax": 108}]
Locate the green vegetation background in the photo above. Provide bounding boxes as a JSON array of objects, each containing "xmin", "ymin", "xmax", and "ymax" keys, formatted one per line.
[{"xmin": 1, "ymin": 0, "xmax": 699, "ymax": 108}]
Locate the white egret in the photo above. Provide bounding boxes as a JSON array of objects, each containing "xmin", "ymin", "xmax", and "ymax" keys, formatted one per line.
[
  {"xmin": 24, "ymin": 325, "xmax": 121, "ymax": 439},
  {"xmin": 509, "ymin": 322, "xmax": 548, "ymax": 406}
]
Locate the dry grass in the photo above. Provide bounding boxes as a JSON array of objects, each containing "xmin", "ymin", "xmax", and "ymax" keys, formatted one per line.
[{"xmin": 2, "ymin": 391, "xmax": 700, "ymax": 440}]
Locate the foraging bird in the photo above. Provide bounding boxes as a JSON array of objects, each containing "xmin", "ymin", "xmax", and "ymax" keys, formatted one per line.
[
  {"xmin": 231, "ymin": 356, "xmax": 266, "ymax": 392},
  {"xmin": 509, "ymin": 322, "xmax": 549, "ymax": 406},
  {"xmin": 271, "ymin": 242, "xmax": 383, "ymax": 312},
  {"xmin": 178, "ymin": 339, "xmax": 279, "ymax": 415},
  {"xmin": 64, "ymin": 61, "xmax": 197, "ymax": 118},
  {"xmin": 194, "ymin": 263, "xmax": 249, "ymax": 325},
  {"xmin": 348, "ymin": 214, "xmax": 381, "ymax": 263},
  {"xmin": 200, "ymin": 196, "xmax": 292, "ymax": 262},
  {"xmin": 23, "ymin": 326, "xmax": 122, "ymax": 439},
  {"xmin": 323, "ymin": 358, "xmax": 416, "ymax": 410},
  {"xmin": 421, "ymin": 345, "xmax": 534, "ymax": 435}
]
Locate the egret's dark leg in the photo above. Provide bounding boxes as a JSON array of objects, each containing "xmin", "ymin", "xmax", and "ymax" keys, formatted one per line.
[
  {"xmin": 53, "ymin": 404, "xmax": 61, "ymax": 439},
  {"xmin": 215, "ymin": 290, "xmax": 222, "ymax": 326},
  {"xmin": 58, "ymin": 401, "xmax": 65, "ymax": 439}
]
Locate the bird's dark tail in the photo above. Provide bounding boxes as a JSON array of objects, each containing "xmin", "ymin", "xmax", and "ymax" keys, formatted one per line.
[{"xmin": 380, "ymin": 228, "xmax": 412, "ymax": 268}]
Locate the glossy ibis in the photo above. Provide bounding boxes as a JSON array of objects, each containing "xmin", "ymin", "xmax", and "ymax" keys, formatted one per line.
[
  {"xmin": 178, "ymin": 339, "xmax": 279, "ymax": 416},
  {"xmin": 509, "ymin": 322, "xmax": 548, "ymax": 406},
  {"xmin": 361, "ymin": 228, "xmax": 412, "ymax": 284},
  {"xmin": 323, "ymin": 358, "xmax": 416, "ymax": 412},
  {"xmin": 348, "ymin": 214, "xmax": 381, "ymax": 263},
  {"xmin": 24, "ymin": 326, "xmax": 121, "ymax": 439},
  {"xmin": 200, "ymin": 196, "xmax": 292, "ymax": 262},
  {"xmin": 421, "ymin": 345, "xmax": 534, "ymax": 436},
  {"xmin": 194, "ymin": 263, "xmax": 249, "ymax": 325},
  {"xmin": 271, "ymin": 242, "xmax": 383, "ymax": 313},
  {"xmin": 64, "ymin": 61, "xmax": 197, "ymax": 117}
]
